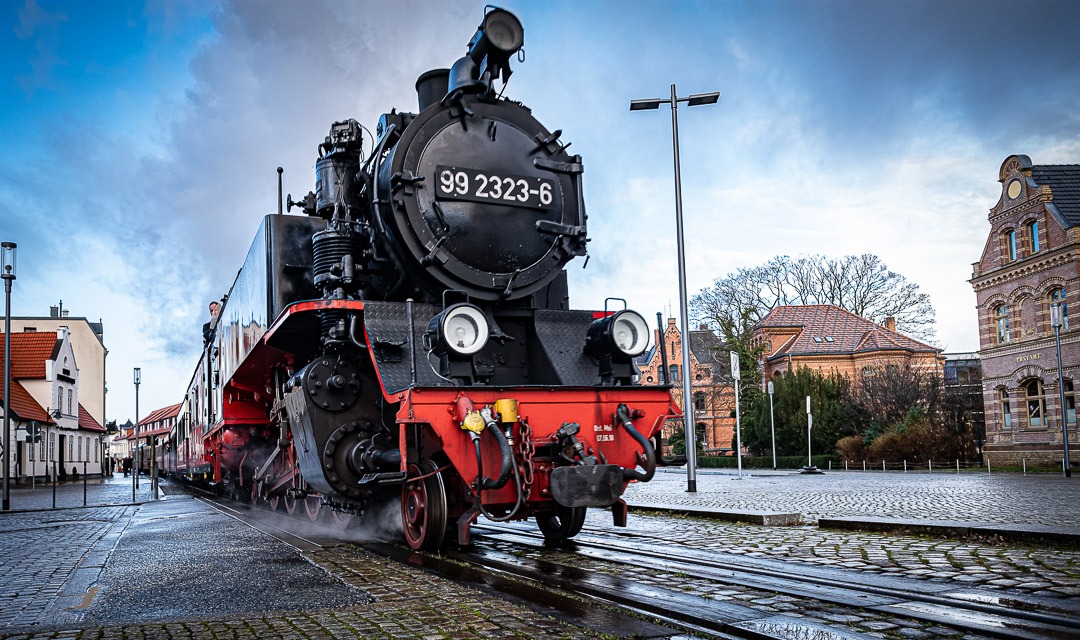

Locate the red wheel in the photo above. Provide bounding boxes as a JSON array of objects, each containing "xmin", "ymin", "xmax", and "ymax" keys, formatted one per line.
[
  {"xmin": 268, "ymin": 495, "xmax": 280, "ymax": 512},
  {"xmin": 331, "ymin": 509, "xmax": 353, "ymax": 529},
  {"xmin": 283, "ymin": 493, "xmax": 297, "ymax": 515},
  {"xmin": 401, "ymin": 460, "xmax": 448, "ymax": 551},
  {"xmin": 304, "ymin": 495, "xmax": 322, "ymax": 521}
]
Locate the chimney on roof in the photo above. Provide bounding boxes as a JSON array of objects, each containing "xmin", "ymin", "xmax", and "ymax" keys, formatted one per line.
[
  {"xmin": 50, "ymin": 305, "xmax": 59, "ymax": 318},
  {"xmin": 667, "ymin": 317, "xmax": 677, "ymax": 329},
  {"xmin": 884, "ymin": 316, "xmax": 896, "ymax": 332},
  {"xmin": 57, "ymin": 326, "xmax": 68, "ymax": 341},
  {"xmin": 699, "ymin": 324, "xmax": 709, "ymax": 331}
]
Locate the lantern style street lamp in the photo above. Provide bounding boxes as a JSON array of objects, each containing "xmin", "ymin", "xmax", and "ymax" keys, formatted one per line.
[
  {"xmin": 630, "ymin": 85, "xmax": 719, "ymax": 492},
  {"xmin": 1051, "ymin": 303, "xmax": 1072, "ymax": 478},
  {"xmin": 2, "ymin": 241, "xmax": 16, "ymax": 511},
  {"xmin": 133, "ymin": 367, "xmax": 141, "ymax": 499}
]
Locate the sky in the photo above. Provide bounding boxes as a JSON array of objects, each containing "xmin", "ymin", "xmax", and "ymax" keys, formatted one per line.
[{"xmin": 2, "ymin": 0, "xmax": 1079, "ymax": 425}]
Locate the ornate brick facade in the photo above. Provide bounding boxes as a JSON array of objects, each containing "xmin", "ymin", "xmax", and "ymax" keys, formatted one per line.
[
  {"xmin": 636, "ymin": 318, "xmax": 735, "ymax": 454},
  {"xmin": 970, "ymin": 155, "xmax": 1080, "ymax": 468}
]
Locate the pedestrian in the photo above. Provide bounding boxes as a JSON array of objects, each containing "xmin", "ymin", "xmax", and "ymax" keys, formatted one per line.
[{"xmin": 123, "ymin": 456, "xmax": 132, "ymax": 477}]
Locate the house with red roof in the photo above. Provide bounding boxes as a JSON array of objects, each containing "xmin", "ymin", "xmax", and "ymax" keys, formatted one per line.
[
  {"xmin": 753, "ymin": 305, "xmax": 943, "ymax": 383},
  {"xmin": 120, "ymin": 402, "xmax": 182, "ymax": 475},
  {"xmin": 0, "ymin": 327, "xmax": 106, "ymax": 481}
]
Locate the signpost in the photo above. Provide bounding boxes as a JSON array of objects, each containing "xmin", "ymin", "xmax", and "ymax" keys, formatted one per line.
[{"xmin": 768, "ymin": 380, "xmax": 776, "ymax": 469}]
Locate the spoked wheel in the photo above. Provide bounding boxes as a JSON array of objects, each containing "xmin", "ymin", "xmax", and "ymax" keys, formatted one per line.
[
  {"xmin": 304, "ymin": 495, "xmax": 322, "ymax": 522},
  {"xmin": 536, "ymin": 505, "xmax": 586, "ymax": 544},
  {"xmin": 268, "ymin": 495, "xmax": 280, "ymax": 512},
  {"xmin": 282, "ymin": 493, "xmax": 297, "ymax": 515},
  {"xmin": 330, "ymin": 509, "xmax": 353, "ymax": 529},
  {"xmin": 401, "ymin": 460, "xmax": 448, "ymax": 551}
]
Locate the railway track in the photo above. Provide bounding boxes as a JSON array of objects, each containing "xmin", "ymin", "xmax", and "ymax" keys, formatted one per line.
[
  {"xmin": 459, "ymin": 521, "xmax": 1080, "ymax": 640},
  {"xmin": 193, "ymin": 487, "xmax": 1080, "ymax": 640}
]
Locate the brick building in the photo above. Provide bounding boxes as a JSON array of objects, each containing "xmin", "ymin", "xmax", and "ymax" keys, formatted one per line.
[
  {"xmin": 970, "ymin": 154, "xmax": 1080, "ymax": 467},
  {"xmin": 636, "ymin": 318, "xmax": 735, "ymax": 454},
  {"xmin": 754, "ymin": 305, "xmax": 942, "ymax": 382}
]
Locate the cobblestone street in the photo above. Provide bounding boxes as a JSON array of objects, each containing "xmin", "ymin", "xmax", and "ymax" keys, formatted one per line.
[{"xmin": 0, "ymin": 470, "xmax": 1077, "ymax": 639}]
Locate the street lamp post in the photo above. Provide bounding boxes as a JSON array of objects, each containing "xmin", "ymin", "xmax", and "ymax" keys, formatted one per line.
[
  {"xmin": 631, "ymin": 85, "xmax": 719, "ymax": 493},
  {"xmin": 2, "ymin": 241, "xmax": 16, "ymax": 511},
  {"xmin": 768, "ymin": 380, "xmax": 777, "ymax": 469},
  {"xmin": 133, "ymin": 367, "xmax": 140, "ymax": 500},
  {"xmin": 1051, "ymin": 303, "xmax": 1072, "ymax": 478}
]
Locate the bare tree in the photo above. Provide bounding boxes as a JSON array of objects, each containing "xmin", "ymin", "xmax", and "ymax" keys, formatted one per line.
[{"xmin": 691, "ymin": 254, "xmax": 937, "ymax": 342}]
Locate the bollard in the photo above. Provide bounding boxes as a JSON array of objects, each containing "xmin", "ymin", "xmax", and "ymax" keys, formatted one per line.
[
  {"xmin": 845, "ymin": 460, "xmax": 848, "ymax": 471},
  {"xmin": 882, "ymin": 460, "xmax": 885, "ymax": 472},
  {"xmin": 988, "ymin": 459, "xmax": 991, "ymax": 474},
  {"xmin": 904, "ymin": 460, "xmax": 907, "ymax": 473},
  {"xmin": 83, "ymin": 460, "xmax": 88, "ymax": 506},
  {"xmin": 828, "ymin": 461, "xmax": 831, "ymax": 471},
  {"xmin": 929, "ymin": 459, "xmax": 932, "ymax": 474},
  {"xmin": 1023, "ymin": 459, "xmax": 1026, "ymax": 475},
  {"xmin": 863, "ymin": 460, "xmax": 866, "ymax": 471},
  {"xmin": 52, "ymin": 461, "xmax": 56, "ymax": 509},
  {"xmin": 956, "ymin": 459, "xmax": 960, "ymax": 474}
]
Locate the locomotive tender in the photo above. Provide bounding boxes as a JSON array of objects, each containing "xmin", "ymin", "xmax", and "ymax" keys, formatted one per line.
[{"xmin": 163, "ymin": 7, "xmax": 676, "ymax": 549}]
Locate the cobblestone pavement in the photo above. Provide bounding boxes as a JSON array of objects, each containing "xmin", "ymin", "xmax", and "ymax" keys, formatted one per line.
[
  {"xmin": 1, "ymin": 471, "xmax": 1078, "ymax": 639},
  {"xmin": 0, "ymin": 477, "xmax": 609, "ymax": 640},
  {"xmin": 624, "ymin": 468, "xmax": 1080, "ymax": 525}
]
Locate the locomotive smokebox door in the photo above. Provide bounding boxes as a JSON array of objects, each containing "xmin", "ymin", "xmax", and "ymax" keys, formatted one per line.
[
  {"xmin": 377, "ymin": 98, "xmax": 586, "ymax": 301},
  {"xmin": 549, "ymin": 464, "xmax": 625, "ymax": 507}
]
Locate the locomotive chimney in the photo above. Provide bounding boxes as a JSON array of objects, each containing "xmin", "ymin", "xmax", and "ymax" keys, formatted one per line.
[{"xmin": 416, "ymin": 69, "xmax": 450, "ymax": 112}]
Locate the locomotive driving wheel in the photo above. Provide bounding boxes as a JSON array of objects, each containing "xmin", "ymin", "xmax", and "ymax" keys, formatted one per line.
[
  {"xmin": 401, "ymin": 459, "xmax": 448, "ymax": 550},
  {"xmin": 304, "ymin": 495, "xmax": 322, "ymax": 521},
  {"xmin": 536, "ymin": 505, "xmax": 586, "ymax": 544}
]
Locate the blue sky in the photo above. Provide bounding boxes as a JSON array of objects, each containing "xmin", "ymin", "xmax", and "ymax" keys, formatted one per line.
[{"xmin": 2, "ymin": 0, "xmax": 1079, "ymax": 423}]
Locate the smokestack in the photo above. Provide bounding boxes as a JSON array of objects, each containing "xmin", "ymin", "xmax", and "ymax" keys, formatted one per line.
[{"xmin": 884, "ymin": 317, "xmax": 896, "ymax": 332}]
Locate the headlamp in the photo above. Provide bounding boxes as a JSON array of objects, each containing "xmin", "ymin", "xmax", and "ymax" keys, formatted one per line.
[
  {"xmin": 585, "ymin": 309, "xmax": 650, "ymax": 358},
  {"xmin": 430, "ymin": 303, "xmax": 490, "ymax": 356}
]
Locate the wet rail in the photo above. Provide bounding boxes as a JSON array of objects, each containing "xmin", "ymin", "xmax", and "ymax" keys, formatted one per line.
[{"xmin": 463, "ymin": 521, "xmax": 1080, "ymax": 640}]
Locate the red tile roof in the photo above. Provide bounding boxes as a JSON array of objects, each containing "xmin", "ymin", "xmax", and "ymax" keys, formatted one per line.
[
  {"xmin": 0, "ymin": 333, "xmax": 60, "ymax": 379},
  {"xmin": 78, "ymin": 403, "xmax": 104, "ymax": 432},
  {"xmin": 0, "ymin": 379, "xmax": 53, "ymax": 423},
  {"xmin": 141, "ymin": 402, "xmax": 182, "ymax": 425},
  {"xmin": 758, "ymin": 305, "xmax": 937, "ymax": 360}
]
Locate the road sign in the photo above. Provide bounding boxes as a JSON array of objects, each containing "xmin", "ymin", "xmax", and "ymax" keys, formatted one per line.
[{"xmin": 730, "ymin": 351, "xmax": 740, "ymax": 381}]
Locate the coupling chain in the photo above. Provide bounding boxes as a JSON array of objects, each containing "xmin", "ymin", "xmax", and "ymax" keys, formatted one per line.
[{"xmin": 517, "ymin": 418, "xmax": 536, "ymax": 500}]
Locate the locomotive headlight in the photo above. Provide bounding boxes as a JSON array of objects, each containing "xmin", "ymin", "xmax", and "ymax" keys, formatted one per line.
[
  {"xmin": 431, "ymin": 303, "xmax": 490, "ymax": 356},
  {"xmin": 585, "ymin": 310, "xmax": 650, "ymax": 358}
]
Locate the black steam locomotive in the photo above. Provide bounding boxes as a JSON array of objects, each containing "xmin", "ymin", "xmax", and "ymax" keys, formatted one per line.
[{"xmin": 164, "ymin": 8, "xmax": 674, "ymax": 550}]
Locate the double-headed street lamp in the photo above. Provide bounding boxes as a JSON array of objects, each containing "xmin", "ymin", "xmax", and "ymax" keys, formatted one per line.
[
  {"xmin": 2, "ymin": 241, "xmax": 16, "ymax": 511},
  {"xmin": 630, "ymin": 85, "xmax": 719, "ymax": 493}
]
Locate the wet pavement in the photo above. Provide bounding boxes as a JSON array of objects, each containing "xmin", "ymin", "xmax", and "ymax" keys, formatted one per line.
[{"xmin": 0, "ymin": 469, "xmax": 1077, "ymax": 639}]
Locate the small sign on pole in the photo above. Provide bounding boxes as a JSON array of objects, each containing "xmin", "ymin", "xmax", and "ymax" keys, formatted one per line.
[{"xmin": 730, "ymin": 351, "xmax": 743, "ymax": 478}]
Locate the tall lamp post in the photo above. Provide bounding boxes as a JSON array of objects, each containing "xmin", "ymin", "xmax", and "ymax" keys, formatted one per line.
[
  {"xmin": 1051, "ymin": 303, "xmax": 1072, "ymax": 478},
  {"xmin": 2, "ymin": 241, "xmax": 16, "ymax": 511},
  {"xmin": 133, "ymin": 367, "xmax": 140, "ymax": 499},
  {"xmin": 631, "ymin": 85, "xmax": 719, "ymax": 493}
]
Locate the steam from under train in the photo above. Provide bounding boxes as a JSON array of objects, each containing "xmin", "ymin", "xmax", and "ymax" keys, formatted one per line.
[{"xmin": 161, "ymin": 7, "xmax": 677, "ymax": 550}]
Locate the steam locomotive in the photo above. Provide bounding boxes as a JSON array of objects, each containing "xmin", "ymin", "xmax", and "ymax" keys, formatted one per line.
[{"xmin": 162, "ymin": 8, "xmax": 675, "ymax": 550}]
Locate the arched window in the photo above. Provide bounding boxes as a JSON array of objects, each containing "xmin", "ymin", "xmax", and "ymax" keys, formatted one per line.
[
  {"xmin": 1006, "ymin": 230, "xmax": 1017, "ymax": 261},
  {"xmin": 995, "ymin": 305, "xmax": 1010, "ymax": 344},
  {"xmin": 669, "ymin": 365, "xmax": 679, "ymax": 382},
  {"xmin": 1025, "ymin": 379, "xmax": 1046, "ymax": 428},
  {"xmin": 694, "ymin": 392, "xmax": 706, "ymax": 412},
  {"xmin": 1027, "ymin": 220, "xmax": 1040, "ymax": 253},
  {"xmin": 1000, "ymin": 389, "xmax": 1012, "ymax": 430},
  {"xmin": 57, "ymin": 388, "xmax": 63, "ymax": 415},
  {"xmin": 67, "ymin": 389, "xmax": 73, "ymax": 415},
  {"xmin": 1065, "ymin": 379, "xmax": 1076, "ymax": 426},
  {"xmin": 696, "ymin": 422, "xmax": 707, "ymax": 448},
  {"xmin": 1051, "ymin": 288, "xmax": 1069, "ymax": 330}
]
